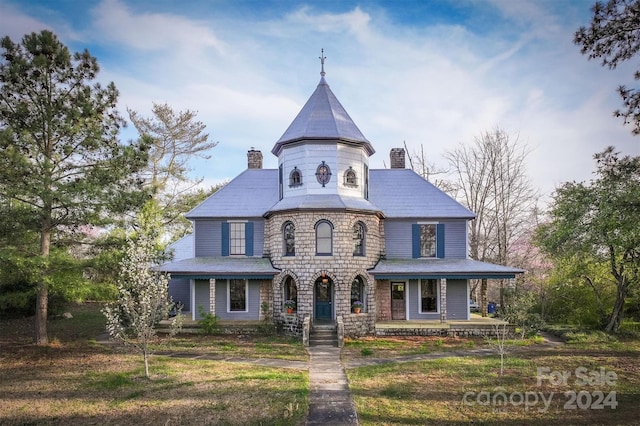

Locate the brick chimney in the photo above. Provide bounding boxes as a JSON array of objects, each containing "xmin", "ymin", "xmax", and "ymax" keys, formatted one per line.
[
  {"xmin": 390, "ymin": 148, "xmax": 405, "ymax": 169},
  {"xmin": 247, "ymin": 148, "xmax": 263, "ymax": 169}
]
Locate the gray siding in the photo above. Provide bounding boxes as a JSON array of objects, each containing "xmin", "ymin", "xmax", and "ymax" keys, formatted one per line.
[
  {"xmin": 168, "ymin": 277, "xmax": 190, "ymax": 312},
  {"xmin": 384, "ymin": 219, "xmax": 468, "ymax": 259},
  {"xmin": 194, "ymin": 279, "xmax": 210, "ymax": 320},
  {"xmin": 446, "ymin": 279, "xmax": 468, "ymax": 320},
  {"xmin": 408, "ymin": 279, "xmax": 440, "ymax": 320},
  {"xmin": 444, "ymin": 221, "xmax": 467, "ymax": 259},
  {"xmin": 252, "ymin": 220, "xmax": 265, "ymax": 257},
  {"xmin": 215, "ymin": 279, "xmax": 261, "ymax": 320},
  {"xmin": 194, "ymin": 220, "xmax": 221, "ymax": 257},
  {"xmin": 384, "ymin": 220, "xmax": 412, "ymax": 258},
  {"xmin": 194, "ymin": 219, "xmax": 265, "ymax": 257}
]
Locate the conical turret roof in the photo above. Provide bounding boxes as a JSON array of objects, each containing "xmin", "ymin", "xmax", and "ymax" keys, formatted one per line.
[{"xmin": 271, "ymin": 76, "xmax": 375, "ymax": 156}]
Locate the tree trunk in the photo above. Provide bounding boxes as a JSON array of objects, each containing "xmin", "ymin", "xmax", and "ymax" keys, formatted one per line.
[
  {"xmin": 35, "ymin": 229, "xmax": 51, "ymax": 345},
  {"xmin": 481, "ymin": 278, "xmax": 488, "ymax": 317},
  {"xmin": 604, "ymin": 282, "xmax": 627, "ymax": 333},
  {"xmin": 143, "ymin": 347, "xmax": 150, "ymax": 378}
]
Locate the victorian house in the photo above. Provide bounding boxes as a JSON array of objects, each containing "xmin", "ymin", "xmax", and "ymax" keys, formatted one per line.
[{"xmin": 158, "ymin": 60, "xmax": 522, "ymax": 337}]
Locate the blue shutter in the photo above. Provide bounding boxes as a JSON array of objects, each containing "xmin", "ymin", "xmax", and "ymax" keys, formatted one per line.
[
  {"xmin": 412, "ymin": 224, "xmax": 421, "ymax": 258},
  {"xmin": 436, "ymin": 223, "xmax": 445, "ymax": 258},
  {"xmin": 221, "ymin": 222, "xmax": 229, "ymax": 256},
  {"xmin": 245, "ymin": 222, "xmax": 254, "ymax": 256}
]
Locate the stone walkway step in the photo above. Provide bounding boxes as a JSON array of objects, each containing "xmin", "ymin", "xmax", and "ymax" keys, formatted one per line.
[{"xmin": 306, "ymin": 346, "xmax": 358, "ymax": 425}]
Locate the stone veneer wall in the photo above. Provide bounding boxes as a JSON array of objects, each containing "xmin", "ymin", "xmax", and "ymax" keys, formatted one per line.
[
  {"xmin": 265, "ymin": 210, "xmax": 384, "ymax": 336},
  {"xmin": 376, "ymin": 280, "xmax": 391, "ymax": 321}
]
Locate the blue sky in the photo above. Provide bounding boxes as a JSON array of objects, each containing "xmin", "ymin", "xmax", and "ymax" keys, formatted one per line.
[{"xmin": 2, "ymin": 0, "xmax": 640, "ymax": 200}]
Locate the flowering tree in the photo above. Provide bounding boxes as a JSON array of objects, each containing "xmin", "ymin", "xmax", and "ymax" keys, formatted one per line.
[{"xmin": 103, "ymin": 232, "xmax": 182, "ymax": 378}]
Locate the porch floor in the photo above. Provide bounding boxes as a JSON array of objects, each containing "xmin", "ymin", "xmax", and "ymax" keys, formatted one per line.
[{"xmin": 376, "ymin": 314, "xmax": 507, "ymax": 329}]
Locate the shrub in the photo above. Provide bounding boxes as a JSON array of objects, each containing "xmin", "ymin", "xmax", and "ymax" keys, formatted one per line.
[{"xmin": 198, "ymin": 306, "xmax": 219, "ymax": 335}]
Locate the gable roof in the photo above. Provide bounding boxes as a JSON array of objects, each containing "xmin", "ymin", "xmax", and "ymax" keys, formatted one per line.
[
  {"xmin": 272, "ymin": 77, "xmax": 375, "ymax": 156},
  {"xmin": 369, "ymin": 169, "xmax": 475, "ymax": 219}
]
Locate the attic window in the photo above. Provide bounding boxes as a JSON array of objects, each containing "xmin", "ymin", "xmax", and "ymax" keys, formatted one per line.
[
  {"xmin": 289, "ymin": 167, "xmax": 302, "ymax": 187},
  {"xmin": 344, "ymin": 166, "xmax": 357, "ymax": 187}
]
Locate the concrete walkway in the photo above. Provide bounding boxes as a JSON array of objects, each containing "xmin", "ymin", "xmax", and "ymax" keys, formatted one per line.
[{"xmin": 306, "ymin": 346, "xmax": 358, "ymax": 426}]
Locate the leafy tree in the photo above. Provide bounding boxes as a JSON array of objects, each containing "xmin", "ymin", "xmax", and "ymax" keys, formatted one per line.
[
  {"xmin": 536, "ymin": 147, "xmax": 640, "ymax": 332},
  {"xmin": 0, "ymin": 30, "xmax": 148, "ymax": 344},
  {"xmin": 445, "ymin": 128, "xmax": 539, "ymax": 314},
  {"xmin": 103, "ymin": 231, "xmax": 182, "ymax": 379},
  {"xmin": 575, "ymin": 0, "xmax": 640, "ymax": 134},
  {"xmin": 128, "ymin": 103, "xmax": 218, "ymax": 239}
]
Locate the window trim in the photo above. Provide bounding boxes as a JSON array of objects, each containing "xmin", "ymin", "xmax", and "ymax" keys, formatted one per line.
[
  {"xmin": 283, "ymin": 276, "xmax": 298, "ymax": 313},
  {"xmin": 419, "ymin": 279, "xmax": 440, "ymax": 314},
  {"xmin": 283, "ymin": 221, "xmax": 295, "ymax": 256},
  {"xmin": 289, "ymin": 167, "xmax": 303, "ymax": 187},
  {"xmin": 229, "ymin": 221, "xmax": 247, "ymax": 256},
  {"xmin": 227, "ymin": 279, "xmax": 248, "ymax": 313},
  {"xmin": 350, "ymin": 276, "xmax": 366, "ymax": 313},
  {"xmin": 353, "ymin": 221, "xmax": 366, "ymax": 256},
  {"xmin": 315, "ymin": 220, "xmax": 333, "ymax": 256},
  {"xmin": 343, "ymin": 166, "xmax": 358, "ymax": 187}
]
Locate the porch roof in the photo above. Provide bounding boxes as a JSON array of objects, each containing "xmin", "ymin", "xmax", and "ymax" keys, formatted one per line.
[
  {"xmin": 156, "ymin": 257, "xmax": 279, "ymax": 279},
  {"xmin": 368, "ymin": 258, "xmax": 524, "ymax": 279}
]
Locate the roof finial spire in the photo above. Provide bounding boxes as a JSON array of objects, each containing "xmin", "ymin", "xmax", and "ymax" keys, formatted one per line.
[{"xmin": 319, "ymin": 48, "xmax": 326, "ymax": 77}]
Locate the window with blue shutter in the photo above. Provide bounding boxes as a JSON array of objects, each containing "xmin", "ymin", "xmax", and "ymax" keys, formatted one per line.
[
  {"xmin": 245, "ymin": 221, "xmax": 254, "ymax": 256},
  {"xmin": 413, "ymin": 223, "xmax": 444, "ymax": 258},
  {"xmin": 412, "ymin": 224, "xmax": 421, "ymax": 258},
  {"xmin": 436, "ymin": 223, "xmax": 445, "ymax": 258},
  {"xmin": 221, "ymin": 222, "xmax": 229, "ymax": 256}
]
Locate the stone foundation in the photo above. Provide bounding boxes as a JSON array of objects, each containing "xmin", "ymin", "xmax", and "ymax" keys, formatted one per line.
[
  {"xmin": 375, "ymin": 324, "xmax": 517, "ymax": 338},
  {"xmin": 342, "ymin": 313, "xmax": 376, "ymax": 337}
]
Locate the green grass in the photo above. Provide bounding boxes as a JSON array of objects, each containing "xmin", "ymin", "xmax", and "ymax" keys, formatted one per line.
[{"xmin": 347, "ymin": 342, "xmax": 640, "ymax": 425}]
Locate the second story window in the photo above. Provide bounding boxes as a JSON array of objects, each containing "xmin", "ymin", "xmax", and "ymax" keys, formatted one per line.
[
  {"xmin": 316, "ymin": 220, "xmax": 333, "ymax": 255},
  {"xmin": 420, "ymin": 224, "xmax": 436, "ymax": 258},
  {"xmin": 230, "ymin": 222, "xmax": 246, "ymax": 255},
  {"xmin": 412, "ymin": 223, "xmax": 444, "ymax": 258},
  {"xmin": 353, "ymin": 221, "xmax": 365, "ymax": 256},
  {"xmin": 344, "ymin": 166, "xmax": 357, "ymax": 187},
  {"xmin": 289, "ymin": 167, "xmax": 302, "ymax": 187},
  {"xmin": 283, "ymin": 221, "xmax": 295, "ymax": 256}
]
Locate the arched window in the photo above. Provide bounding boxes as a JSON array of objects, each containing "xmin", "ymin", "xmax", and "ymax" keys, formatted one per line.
[
  {"xmin": 283, "ymin": 276, "xmax": 297, "ymax": 312},
  {"xmin": 344, "ymin": 166, "xmax": 357, "ymax": 187},
  {"xmin": 351, "ymin": 276, "xmax": 366, "ymax": 312},
  {"xmin": 315, "ymin": 220, "xmax": 333, "ymax": 255},
  {"xmin": 283, "ymin": 221, "xmax": 295, "ymax": 256},
  {"xmin": 289, "ymin": 167, "xmax": 302, "ymax": 187},
  {"xmin": 353, "ymin": 221, "xmax": 365, "ymax": 256}
]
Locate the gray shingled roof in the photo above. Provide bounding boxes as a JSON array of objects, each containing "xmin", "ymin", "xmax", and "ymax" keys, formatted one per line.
[
  {"xmin": 186, "ymin": 169, "xmax": 279, "ymax": 219},
  {"xmin": 166, "ymin": 234, "xmax": 194, "ymax": 261},
  {"xmin": 272, "ymin": 77, "xmax": 375, "ymax": 156},
  {"xmin": 157, "ymin": 256, "xmax": 279, "ymax": 278},
  {"xmin": 369, "ymin": 169, "xmax": 475, "ymax": 219},
  {"xmin": 369, "ymin": 258, "xmax": 524, "ymax": 279},
  {"xmin": 266, "ymin": 194, "xmax": 382, "ymax": 216},
  {"xmin": 185, "ymin": 168, "xmax": 474, "ymax": 220}
]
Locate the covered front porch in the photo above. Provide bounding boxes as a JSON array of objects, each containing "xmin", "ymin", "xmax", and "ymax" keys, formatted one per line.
[{"xmin": 375, "ymin": 314, "xmax": 514, "ymax": 338}]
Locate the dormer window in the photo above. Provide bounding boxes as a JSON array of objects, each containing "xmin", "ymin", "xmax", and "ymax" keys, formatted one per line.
[
  {"xmin": 344, "ymin": 166, "xmax": 357, "ymax": 187},
  {"xmin": 289, "ymin": 167, "xmax": 302, "ymax": 187}
]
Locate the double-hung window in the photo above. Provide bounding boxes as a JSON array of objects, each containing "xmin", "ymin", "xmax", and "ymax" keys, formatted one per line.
[
  {"xmin": 228, "ymin": 279, "xmax": 247, "ymax": 312},
  {"xmin": 412, "ymin": 223, "xmax": 445, "ymax": 258},
  {"xmin": 230, "ymin": 222, "xmax": 246, "ymax": 255},
  {"xmin": 420, "ymin": 279, "xmax": 439, "ymax": 313}
]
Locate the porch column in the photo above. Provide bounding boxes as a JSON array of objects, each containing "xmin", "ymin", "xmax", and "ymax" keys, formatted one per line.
[
  {"xmin": 209, "ymin": 278, "xmax": 216, "ymax": 315},
  {"xmin": 440, "ymin": 278, "xmax": 447, "ymax": 323}
]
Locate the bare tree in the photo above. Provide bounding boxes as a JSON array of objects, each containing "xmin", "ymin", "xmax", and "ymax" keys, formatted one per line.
[
  {"xmin": 404, "ymin": 141, "xmax": 454, "ymax": 193},
  {"xmin": 445, "ymin": 128, "xmax": 539, "ymax": 314}
]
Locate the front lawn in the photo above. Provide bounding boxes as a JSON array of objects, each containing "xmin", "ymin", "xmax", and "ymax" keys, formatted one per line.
[{"xmin": 345, "ymin": 336, "xmax": 640, "ymax": 425}]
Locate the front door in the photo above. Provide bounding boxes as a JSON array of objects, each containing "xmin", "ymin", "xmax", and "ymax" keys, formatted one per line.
[
  {"xmin": 315, "ymin": 279, "xmax": 332, "ymax": 320},
  {"xmin": 391, "ymin": 282, "xmax": 406, "ymax": 320}
]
